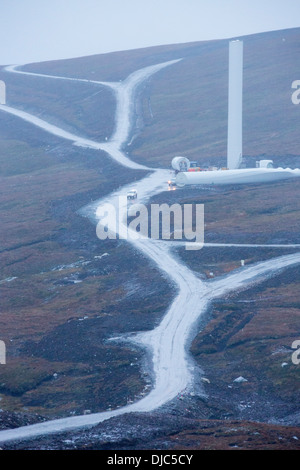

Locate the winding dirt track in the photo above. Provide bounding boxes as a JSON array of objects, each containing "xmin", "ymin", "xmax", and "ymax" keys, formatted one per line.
[{"xmin": 0, "ymin": 60, "xmax": 299, "ymax": 443}]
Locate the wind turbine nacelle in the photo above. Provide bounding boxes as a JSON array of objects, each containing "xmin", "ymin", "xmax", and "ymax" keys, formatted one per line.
[{"xmin": 171, "ymin": 156, "xmax": 190, "ymax": 172}]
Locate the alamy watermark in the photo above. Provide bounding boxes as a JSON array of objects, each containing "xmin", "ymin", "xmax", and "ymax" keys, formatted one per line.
[
  {"xmin": 96, "ymin": 197, "xmax": 204, "ymax": 250},
  {"xmin": 0, "ymin": 340, "xmax": 6, "ymax": 365},
  {"xmin": 291, "ymin": 80, "xmax": 300, "ymax": 105},
  {"xmin": 291, "ymin": 340, "xmax": 300, "ymax": 365}
]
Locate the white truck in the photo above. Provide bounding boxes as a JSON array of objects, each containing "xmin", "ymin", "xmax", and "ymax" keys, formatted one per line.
[{"xmin": 127, "ymin": 189, "xmax": 137, "ymax": 200}]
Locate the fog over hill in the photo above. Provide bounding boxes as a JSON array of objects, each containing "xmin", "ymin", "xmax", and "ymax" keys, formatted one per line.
[{"xmin": 15, "ymin": 27, "xmax": 300, "ymax": 168}]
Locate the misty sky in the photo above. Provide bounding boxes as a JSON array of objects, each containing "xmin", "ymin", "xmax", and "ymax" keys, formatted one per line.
[{"xmin": 1, "ymin": 0, "xmax": 300, "ymax": 65}]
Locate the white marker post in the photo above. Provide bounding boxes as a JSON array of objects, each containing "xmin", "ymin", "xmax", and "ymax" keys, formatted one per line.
[
  {"xmin": 0, "ymin": 81, "xmax": 6, "ymax": 105},
  {"xmin": 0, "ymin": 341, "xmax": 6, "ymax": 364}
]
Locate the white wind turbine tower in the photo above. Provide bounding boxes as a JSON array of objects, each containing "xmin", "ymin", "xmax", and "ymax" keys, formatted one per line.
[{"xmin": 227, "ymin": 39, "xmax": 243, "ymax": 170}]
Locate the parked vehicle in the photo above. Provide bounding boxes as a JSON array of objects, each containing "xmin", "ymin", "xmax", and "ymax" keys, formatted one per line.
[
  {"xmin": 168, "ymin": 178, "xmax": 176, "ymax": 188},
  {"xmin": 127, "ymin": 189, "xmax": 137, "ymax": 199}
]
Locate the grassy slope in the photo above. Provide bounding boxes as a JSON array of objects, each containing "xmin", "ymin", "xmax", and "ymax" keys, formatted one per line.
[
  {"xmin": 132, "ymin": 28, "xmax": 300, "ymax": 167},
  {"xmin": 0, "ymin": 28, "xmax": 299, "ymax": 443},
  {"xmin": 0, "ymin": 113, "xmax": 171, "ymax": 416},
  {"xmin": 0, "ymin": 70, "xmax": 115, "ymax": 141},
  {"xmin": 149, "ymin": 178, "xmax": 300, "ymax": 423}
]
